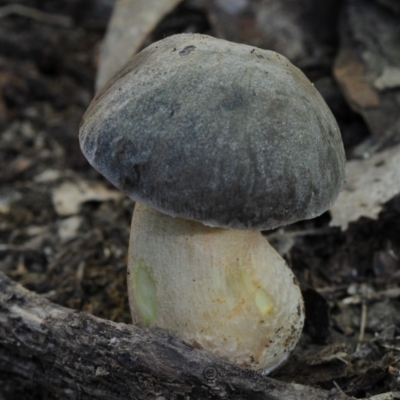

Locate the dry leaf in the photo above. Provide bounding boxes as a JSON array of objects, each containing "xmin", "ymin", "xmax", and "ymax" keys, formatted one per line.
[
  {"xmin": 34, "ymin": 169, "xmax": 62, "ymax": 183},
  {"xmin": 58, "ymin": 216, "xmax": 82, "ymax": 242},
  {"xmin": 52, "ymin": 180, "xmax": 123, "ymax": 216},
  {"xmin": 334, "ymin": 0, "xmax": 400, "ymax": 141},
  {"xmin": 330, "ymin": 144, "xmax": 400, "ymax": 230}
]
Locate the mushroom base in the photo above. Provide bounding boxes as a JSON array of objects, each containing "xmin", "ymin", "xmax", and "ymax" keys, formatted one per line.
[{"xmin": 127, "ymin": 203, "xmax": 305, "ymax": 372}]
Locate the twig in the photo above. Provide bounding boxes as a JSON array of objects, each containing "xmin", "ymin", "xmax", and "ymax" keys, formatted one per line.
[
  {"xmin": 356, "ymin": 302, "xmax": 368, "ymax": 352},
  {"xmin": 0, "ymin": 4, "xmax": 72, "ymax": 27},
  {"xmin": 341, "ymin": 287, "xmax": 400, "ymax": 305},
  {"xmin": 331, "ymin": 381, "xmax": 351, "ymax": 399}
]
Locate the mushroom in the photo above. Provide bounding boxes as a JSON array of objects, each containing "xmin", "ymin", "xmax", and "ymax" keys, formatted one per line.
[{"xmin": 79, "ymin": 34, "xmax": 345, "ymax": 372}]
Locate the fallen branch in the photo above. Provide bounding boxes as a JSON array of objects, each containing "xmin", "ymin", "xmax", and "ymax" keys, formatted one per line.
[
  {"xmin": 0, "ymin": 271, "xmax": 331, "ymax": 399},
  {"xmin": 0, "ymin": 4, "xmax": 72, "ymax": 27}
]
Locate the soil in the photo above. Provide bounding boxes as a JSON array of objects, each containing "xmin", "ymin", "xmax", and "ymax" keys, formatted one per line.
[{"xmin": 1, "ymin": 1, "xmax": 400, "ymax": 399}]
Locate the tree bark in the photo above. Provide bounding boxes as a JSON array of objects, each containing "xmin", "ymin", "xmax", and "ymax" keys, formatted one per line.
[{"xmin": 0, "ymin": 272, "xmax": 335, "ymax": 399}]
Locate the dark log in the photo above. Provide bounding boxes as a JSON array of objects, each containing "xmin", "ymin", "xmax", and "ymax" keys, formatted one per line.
[{"xmin": 0, "ymin": 272, "xmax": 335, "ymax": 400}]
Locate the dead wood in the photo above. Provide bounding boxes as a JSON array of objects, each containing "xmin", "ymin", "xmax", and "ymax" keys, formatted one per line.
[{"xmin": 0, "ymin": 271, "xmax": 332, "ymax": 400}]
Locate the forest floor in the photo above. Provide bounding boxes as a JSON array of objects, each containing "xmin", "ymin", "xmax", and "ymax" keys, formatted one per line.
[{"xmin": 1, "ymin": 1, "xmax": 400, "ymax": 399}]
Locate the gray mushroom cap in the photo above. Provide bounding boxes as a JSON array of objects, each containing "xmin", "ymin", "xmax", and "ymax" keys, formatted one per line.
[{"xmin": 80, "ymin": 34, "xmax": 345, "ymax": 230}]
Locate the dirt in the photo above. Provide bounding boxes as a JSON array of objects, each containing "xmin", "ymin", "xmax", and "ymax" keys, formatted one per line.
[{"xmin": 0, "ymin": 1, "xmax": 400, "ymax": 399}]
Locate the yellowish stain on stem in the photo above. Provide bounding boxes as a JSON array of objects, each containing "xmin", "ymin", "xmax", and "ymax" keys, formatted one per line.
[{"xmin": 131, "ymin": 259, "xmax": 158, "ymax": 327}]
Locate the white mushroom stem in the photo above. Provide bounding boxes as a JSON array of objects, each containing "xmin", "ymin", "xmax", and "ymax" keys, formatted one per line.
[{"xmin": 127, "ymin": 203, "xmax": 305, "ymax": 372}]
